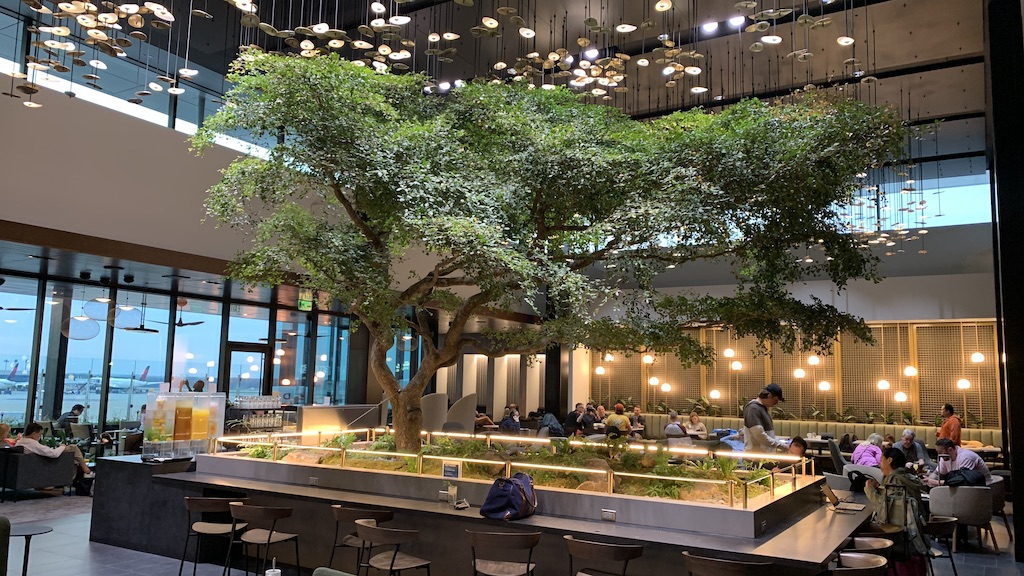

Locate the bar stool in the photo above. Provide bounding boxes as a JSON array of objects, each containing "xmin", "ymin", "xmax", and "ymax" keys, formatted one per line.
[
  {"xmin": 327, "ymin": 506, "xmax": 394, "ymax": 572},
  {"xmin": 833, "ymin": 552, "xmax": 887, "ymax": 575},
  {"xmin": 354, "ymin": 518, "xmax": 430, "ymax": 576},
  {"xmin": 226, "ymin": 502, "xmax": 300, "ymax": 576},
  {"xmin": 843, "ymin": 537, "xmax": 893, "ymax": 559},
  {"xmin": 564, "ymin": 535, "xmax": 643, "ymax": 576},
  {"xmin": 466, "ymin": 530, "xmax": 541, "ymax": 576},
  {"xmin": 179, "ymin": 497, "xmax": 249, "ymax": 576},
  {"xmin": 924, "ymin": 515, "xmax": 958, "ymax": 576},
  {"xmin": 681, "ymin": 550, "xmax": 772, "ymax": 576}
]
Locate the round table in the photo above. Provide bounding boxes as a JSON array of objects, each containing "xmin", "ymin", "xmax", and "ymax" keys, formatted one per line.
[{"xmin": 11, "ymin": 522, "xmax": 52, "ymax": 576}]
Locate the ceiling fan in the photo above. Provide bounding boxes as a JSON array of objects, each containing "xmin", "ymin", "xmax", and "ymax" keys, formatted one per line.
[
  {"xmin": 154, "ymin": 298, "xmax": 205, "ymax": 327},
  {"xmin": 124, "ymin": 295, "xmax": 159, "ymax": 334}
]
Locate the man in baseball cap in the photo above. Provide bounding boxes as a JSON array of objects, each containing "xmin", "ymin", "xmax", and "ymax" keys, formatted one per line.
[{"xmin": 741, "ymin": 383, "xmax": 788, "ymax": 452}]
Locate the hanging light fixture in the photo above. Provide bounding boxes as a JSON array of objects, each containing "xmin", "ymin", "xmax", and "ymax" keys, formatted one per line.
[
  {"xmin": 61, "ymin": 288, "xmax": 100, "ymax": 340},
  {"xmin": 807, "ymin": 354, "xmax": 820, "ymax": 366},
  {"xmin": 793, "ymin": 368, "xmax": 806, "ymax": 379},
  {"xmin": 709, "ymin": 389, "xmax": 721, "ymax": 399},
  {"xmin": 723, "ymin": 348, "xmax": 735, "ymax": 358}
]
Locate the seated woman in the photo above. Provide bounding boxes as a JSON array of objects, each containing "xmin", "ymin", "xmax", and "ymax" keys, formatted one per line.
[
  {"xmin": 498, "ymin": 409, "xmax": 521, "ymax": 434},
  {"xmin": 685, "ymin": 411, "xmax": 708, "ymax": 439},
  {"xmin": 865, "ymin": 447, "xmax": 930, "ymax": 557},
  {"xmin": 0, "ymin": 422, "xmax": 16, "ymax": 447},
  {"xmin": 852, "ymin": 433, "xmax": 884, "ymax": 466}
]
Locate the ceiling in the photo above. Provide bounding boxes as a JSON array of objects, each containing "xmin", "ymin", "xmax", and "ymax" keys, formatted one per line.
[{"xmin": 0, "ymin": 0, "xmax": 999, "ymax": 321}]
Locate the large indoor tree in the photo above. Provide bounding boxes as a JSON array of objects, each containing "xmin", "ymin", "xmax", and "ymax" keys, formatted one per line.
[{"xmin": 194, "ymin": 50, "xmax": 906, "ymax": 450}]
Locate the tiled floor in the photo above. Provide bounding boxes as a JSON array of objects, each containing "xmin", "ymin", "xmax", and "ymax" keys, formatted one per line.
[{"xmin": 1, "ymin": 502, "xmax": 1022, "ymax": 575}]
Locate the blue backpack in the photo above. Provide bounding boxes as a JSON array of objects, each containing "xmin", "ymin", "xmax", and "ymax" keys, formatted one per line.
[{"xmin": 479, "ymin": 472, "xmax": 538, "ymax": 520}]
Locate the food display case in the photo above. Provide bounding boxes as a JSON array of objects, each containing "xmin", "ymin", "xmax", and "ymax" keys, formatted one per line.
[{"xmin": 144, "ymin": 392, "xmax": 226, "ymax": 457}]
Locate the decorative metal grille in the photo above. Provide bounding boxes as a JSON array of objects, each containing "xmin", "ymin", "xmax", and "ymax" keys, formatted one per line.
[{"xmin": 588, "ymin": 321, "xmax": 1000, "ymax": 426}]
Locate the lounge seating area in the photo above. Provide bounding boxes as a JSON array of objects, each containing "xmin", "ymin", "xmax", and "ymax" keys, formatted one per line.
[
  {"xmin": 0, "ymin": 448, "xmax": 76, "ymax": 502},
  {"xmin": 637, "ymin": 414, "xmax": 1003, "ymax": 450}
]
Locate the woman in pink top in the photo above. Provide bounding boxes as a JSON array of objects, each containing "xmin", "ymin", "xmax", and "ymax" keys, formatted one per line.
[{"xmin": 851, "ymin": 433, "xmax": 884, "ymax": 467}]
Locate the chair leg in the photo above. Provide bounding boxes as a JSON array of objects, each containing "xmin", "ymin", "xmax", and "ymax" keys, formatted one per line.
[
  {"xmin": 988, "ymin": 524, "xmax": 999, "ymax": 554},
  {"xmin": 193, "ymin": 534, "xmax": 201, "ymax": 576},
  {"xmin": 999, "ymin": 511, "xmax": 1014, "ymax": 541},
  {"xmin": 223, "ymin": 536, "xmax": 234, "ymax": 576},
  {"xmin": 951, "ymin": 525, "xmax": 957, "ymax": 554},
  {"xmin": 294, "ymin": 538, "xmax": 300, "ymax": 576},
  {"xmin": 328, "ymin": 523, "xmax": 339, "ymax": 568},
  {"xmin": 179, "ymin": 533, "xmax": 192, "ymax": 576}
]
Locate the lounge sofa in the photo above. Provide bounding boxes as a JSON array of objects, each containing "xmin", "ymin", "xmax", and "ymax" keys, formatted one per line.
[
  {"xmin": 0, "ymin": 447, "xmax": 76, "ymax": 502},
  {"xmin": 638, "ymin": 414, "xmax": 1002, "ymax": 449}
]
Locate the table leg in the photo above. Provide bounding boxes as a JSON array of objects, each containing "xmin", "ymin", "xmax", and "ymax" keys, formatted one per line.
[{"xmin": 21, "ymin": 535, "xmax": 32, "ymax": 576}]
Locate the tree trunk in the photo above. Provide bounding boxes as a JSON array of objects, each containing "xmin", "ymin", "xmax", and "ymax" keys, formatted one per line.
[{"xmin": 390, "ymin": 389, "xmax": 424, "ymax": 452}]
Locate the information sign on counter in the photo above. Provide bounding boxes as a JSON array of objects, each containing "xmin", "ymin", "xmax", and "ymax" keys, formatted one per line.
[{"xmin": 442, "ymin": 461, "xmax": 461, "ymax": 479}]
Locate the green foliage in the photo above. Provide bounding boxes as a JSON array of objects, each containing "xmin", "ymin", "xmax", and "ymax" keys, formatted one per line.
[
  {"xmin": 618, "ymin": 448, "xmax": 644, "ymax": 471},
  {"xmin": 244, "ymin": 445, "xmax": 273, "ymax": 459},
  {"xmin": 644, "ymin": 481, "xmax": 681, "ymax": 499},
  {"xmin": 832, "ymin": 407, "xmax": 859, "ymax": 423},
  {"xmin": 769, "ymin": 406, "xmax": 798, "ymax": 421},
  {"xmin": 965, "ymin": 410, "xmax": 985, "ymax": 428},
  {"xmin": 864, "ymin": 410, "xmax": 896, "ymax": 425},
  {"xmin": 372, "ymin": 434, "xmax": 397, "ymax": 452},
  {"xmin": 687, "ymin": 396, "xmax": 722, "ymax": 417},
  {"xmin": 324, "ymin": 433, "xmax": 357, "ymax": 449},
  {"xmin": 195, "ymin": 51, "xmax": 907, "ymax": 450},
  {"xmin": 804, "ymin": 405, "xmax": 826, "ymax": 422},
  {"xmin": 901, "ymin": 411, "xmax": 916, "ymax": 426}
]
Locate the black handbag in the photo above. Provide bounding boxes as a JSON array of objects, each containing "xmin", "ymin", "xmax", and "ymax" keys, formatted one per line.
[{"xmin": 847, "ymin": 469, "xmax": 869, "ymax": 493}]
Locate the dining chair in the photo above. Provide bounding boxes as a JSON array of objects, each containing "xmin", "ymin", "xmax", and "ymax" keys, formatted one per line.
[
  {"xmin": 824, "ymin": 472, "xmax": 853, "ymax": 491},
  {"xmin": 227, "ymin": 502, "xmax": 300, "ymax": 575},
  {"xmin": 179, "ymin": 497, "xmax": 249, "ymax": 576},
  {"xmin": 354, "ymin": 518, "xmax": 430, "ymax": 576},
  {"xmin": 466, "ymin": 530, "xmax": 541, "ymax": 576},
  {"xmin": 833, "ymin": 552, "xmax": 887, "ymax": 575},
  {"xmin": 928, "ymin": 486, "xmax": 997, "ymax": 553},
  {"xmin": 327, "ymin": 506, "xmax": 394, "ymax": 572},
  {"xmin": 564, "ymin": 535, "xmax": 643, "ymax": 576},
  {"xmin": 989, "ymin": 475, "xmax": 1013, "ymax": 542},
  {"xmin": 828, "ymin": 439, "xmax": 851, "ymax": 473},
  {"xmin": 923, "ymin": 515, "xmax": 958, "ymax": 576},
  {"xmin": 681, "ymin": 551, "xmax": 772, "ymax": 576}
]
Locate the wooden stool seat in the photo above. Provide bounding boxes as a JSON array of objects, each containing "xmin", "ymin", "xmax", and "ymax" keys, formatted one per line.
[
  {"xmin": 240, "ymin": 528, "xmax": 298, "ymax": 545},
  {"xmin": 368, "ymin": 551, "xmax": 431, "ymax": 572},
  {"xmin": 192, "ymin": 521, "xmax": 246, "ymax": 536}
]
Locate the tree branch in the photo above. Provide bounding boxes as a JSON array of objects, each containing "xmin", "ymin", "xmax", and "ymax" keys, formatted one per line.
[{"xmin": 330, "ymin": 182, "xmax": 385, "ymax": 251}]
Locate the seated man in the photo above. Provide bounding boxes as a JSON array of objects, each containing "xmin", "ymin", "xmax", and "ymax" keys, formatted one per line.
[
  {"xmin": 926, "ymin": 437, "xmax": 993, "ymax": 486},
  {"xmin": 896, "ymin": 428, "xmax": 933, "ymax": 471},
  {"xmin": 17, "ymin": 422, "xmax": 93, "ymax": 481},
  {"xmin": 772, "ymin": 436, "xmax": 808, "ymax": 472},
  {"xmin": 604, "ymin": 404, "xmax": 632, "ymax": 439},
  {"xmin": 56, "ymin": 404, "xmax": 84, "ymax": 437},
  {"xmin": 564, "ymin": 403, "xmax": 586, "ymax": 436},
  {"xmin": 628, "ymin": 406, "xmax": 645, "ymax": 438},
  {"xmin": 664, "ymin": 413, "xmax": 688, "ymax": 447}
]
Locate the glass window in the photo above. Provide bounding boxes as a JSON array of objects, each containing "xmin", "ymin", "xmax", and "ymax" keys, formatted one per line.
[
  {"xmin": 271, "ymin": 310, "xmax": 308, "ymax": 405},
  {"xmin": 54, "ymin": 285, "xmax": 111, "ymax": 425},
  {"xmin": 0, "ymin": 276, "xmax": 38, "ymax": 426},
  {"xmin": 225, "ymin": 350, "xmax": 266, "ymax": 402},
  {"xmin": 312, "ymin": 314, "xmax": 349, "ymax": 405},
  {"xmin": 228, "ymin": 303, "xmax": 270, "ymax": 343},
  {"xmin": 170, "ymin": 297, "xmax": 223, "ymax": 396},
  {"xmin": 106, "ymin": 291, "xmax": 171, "ymax": 427}
]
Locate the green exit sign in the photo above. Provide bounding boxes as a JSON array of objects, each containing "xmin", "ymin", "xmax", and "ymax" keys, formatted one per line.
[{"xmin": 298, "ymin": 289, "xmax": 314, "ymax": 311}]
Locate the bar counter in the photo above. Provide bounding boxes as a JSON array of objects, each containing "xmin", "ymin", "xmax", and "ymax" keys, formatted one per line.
[{"xmin": 133, "ymin": 469, "xmax": 871, "ymax": 574}]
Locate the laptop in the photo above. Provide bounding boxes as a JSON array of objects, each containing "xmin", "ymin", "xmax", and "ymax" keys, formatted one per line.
[{"xmin": 821, "ymin": 483, "xmax": 867, "ymax": 511}]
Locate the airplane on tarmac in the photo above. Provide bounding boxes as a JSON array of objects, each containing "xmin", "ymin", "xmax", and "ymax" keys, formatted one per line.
[
  {"xmin": 0, "ymin": 363, "xmax": 24, "ymax": 393},
  {"xmin": 88, "ymin": 366, "xmax": 155, "ymax": 393}
]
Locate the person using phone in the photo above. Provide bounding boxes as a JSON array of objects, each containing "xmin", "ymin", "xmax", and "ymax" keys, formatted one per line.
[{"xmin": 925, "ymin": 437, "xmax": 992, "ymax": 487}]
